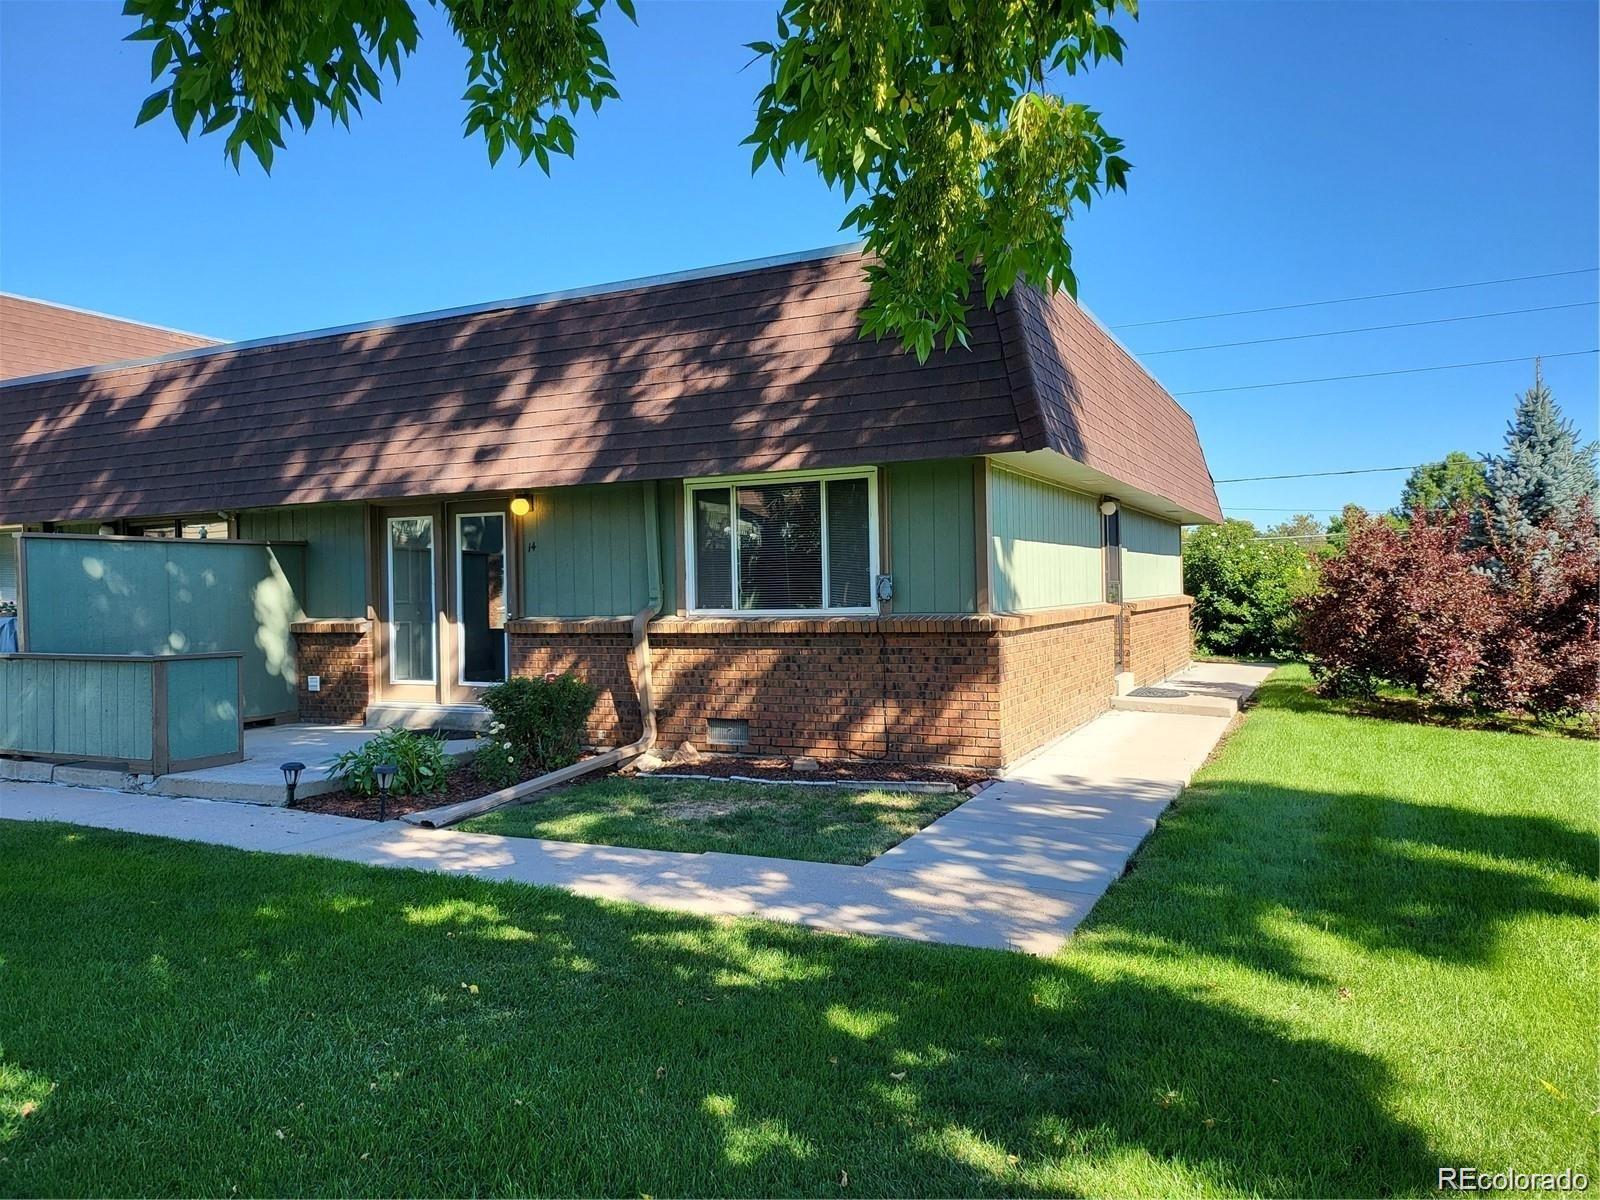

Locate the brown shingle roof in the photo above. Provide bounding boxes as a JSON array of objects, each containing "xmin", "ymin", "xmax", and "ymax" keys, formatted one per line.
[
  {"xmin": 0, "ymin": 294, "xmax": 218, "ymax": 382},
  {"xmin": 0, "ymin": 248, "xmax": 1219, "ymax": 525}
]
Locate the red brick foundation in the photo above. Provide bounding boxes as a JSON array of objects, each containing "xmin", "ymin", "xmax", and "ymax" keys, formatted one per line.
[
  {"xmin": 291, "ymin": 619, "xmax": 372, "ymax": 724},
  {"xmin": 1123, "ymin": 596, "xmax": 1195, "ymax": 686},
  {"xmin": 508, "ymin": 607, "xmax": 1121, "ymax": 770},
  {"xmin": 999, "ymin": 605, "xmax": 1119, "ymax": 763}
]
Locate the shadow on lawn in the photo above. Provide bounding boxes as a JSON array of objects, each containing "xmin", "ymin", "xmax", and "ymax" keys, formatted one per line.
[{"xmin": 2, "ymin": 824, "xmax": 1447, "ymax": 1199}]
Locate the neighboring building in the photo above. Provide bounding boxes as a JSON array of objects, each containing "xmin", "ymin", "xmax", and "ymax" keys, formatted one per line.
[
  {"xmin": 0, "ymin": 294, "xmax": 221, "ymax": 606},
  {"xmin": 0, "ymin": 246, "xmax": 1220, "ymax": 769}
]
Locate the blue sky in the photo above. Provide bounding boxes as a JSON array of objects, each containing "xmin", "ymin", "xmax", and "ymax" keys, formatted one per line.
[{"xmin": 2, "ymin": 0, "xmax": 1595, "ymax": 521}]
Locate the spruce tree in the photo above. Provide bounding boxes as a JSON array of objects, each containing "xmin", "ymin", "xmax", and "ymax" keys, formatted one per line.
[{"xmin": 1483, "ymin": 362, "xmax": 1599, "ymax": 543}]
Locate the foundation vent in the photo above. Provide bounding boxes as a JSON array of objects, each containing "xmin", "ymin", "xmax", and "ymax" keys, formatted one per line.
[{"xmin": 705, "ymin": 717, "xmax": 751, "ymax": 748}]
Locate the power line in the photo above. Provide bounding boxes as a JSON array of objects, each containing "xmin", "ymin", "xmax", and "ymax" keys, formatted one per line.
[
  {"xmin": 1112, "ymin": 267, "xmax": 1599, "ymax": 330},
  {"xmin": 1136, "ymin": 300, "xmax": 1597, "ymax": 357},
  {"xmin": 1174, "ymin": 348, "xmax": 1597, "ymax": 397},
  {"xmin": 1214, "ymin": 464, "xmax": 1424, "ymax": 483},
  {"xmin": 1226, "ymin": 506, "xmax": 1354, "ymax": 512}
]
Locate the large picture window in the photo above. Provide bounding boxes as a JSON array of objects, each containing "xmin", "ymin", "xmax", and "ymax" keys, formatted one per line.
[{"xmin": 686, "ymin": 470, "xmax": 878, "ymax": 615}]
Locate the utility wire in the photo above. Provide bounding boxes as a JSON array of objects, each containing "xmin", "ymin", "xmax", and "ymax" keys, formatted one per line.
[
  {"xmin": 1174, "ymin": 348, "xmax": 1597, "ymax": 397},
  {"xmin": 1113, "ymin": 267, "xmax": 1599, "ymax": 330},
  {"xmin": 1136, "ymin": 300, "xmax": 1597, "ymax": 357},
  {"xmin": 1214, "ymin": 465, "xmax": 1424, "ymax": 483}
]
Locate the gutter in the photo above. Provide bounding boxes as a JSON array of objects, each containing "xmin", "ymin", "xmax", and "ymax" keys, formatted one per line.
[{"xmin": 404, "ymin": 486, "xmax": 663, "ymax": 829}]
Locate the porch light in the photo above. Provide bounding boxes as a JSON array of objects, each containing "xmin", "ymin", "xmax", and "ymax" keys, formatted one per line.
[
  {"xmin": 280, "ymin": 761, "xmax": 306, "ymax": 807},
  {"xmin": 374, "ymin": 762, "xmax": 398, "ymax": 822},
  {"xmin": 509, "ymin": 495, "xmax": 531, "ymax": 517},
  {"xmin": 1099, "ymin": 499, "xmax": 1119, "ymax": 516}
]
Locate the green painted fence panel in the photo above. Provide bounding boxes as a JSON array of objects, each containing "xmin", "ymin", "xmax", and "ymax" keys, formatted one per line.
[
  {"xmin": 0, "ymin": 656, "xmax": 154, "ymax": 762},
  {"xmin": 165, "ymin": 656, "xmax": 243, "ymax": 763},
  {"xmin": 21, "ymin": 536, "xmax": 306, "ymax": 720},
  {"xmin": 237, "ymin": 503, "xmax": 367, "ymax": 618},
  {"xmin": 523, "ymin": 483, "xmax": 651, "ymax": 617},
  {"xmin": 1120, "ymin": 507, "xmax": 1183, "ymax": 599},
  {"xmin": 886, "ymin": 460, "xmax": 977, "ymax": 613},
  {"xmin": 988, "ymin": 467, "xmax": 1102, "ymax": 611}
]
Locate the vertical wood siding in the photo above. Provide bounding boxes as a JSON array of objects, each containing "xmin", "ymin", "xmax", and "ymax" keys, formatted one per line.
[
  {"xmin": 165, "ymin": 656, "xmax": 243, "ymax": 762},
  {"xmin": 237, "ymin": 503, "xmax": 368, "ymax": 618},
  {"xmin": 987, "ymin": 467, "xmax": 1101, "ymax": 611},
  {"xmin": 886, "ymin": 460, "xmax": 977, "ymax": 614},
  {"xmin": 523, "ymin": 483, "xmax": 652, "ymax": 617},
  {"xmin": 0, "ymin": 657, "xmax": 154, "ymax": 761},
  {"xmin": 1120, "ymin": 507, "xmax": 1183, "ymax": 599}
]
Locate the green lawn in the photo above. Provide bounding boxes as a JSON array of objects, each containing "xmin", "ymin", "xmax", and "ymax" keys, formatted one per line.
[
  {"xmin": 1, "ymin": 666, "xmax": 1594, "ymax": 1197},
  {"xmin": 456, "ymin": 776, "xmax": 964, "ymax": 865}
]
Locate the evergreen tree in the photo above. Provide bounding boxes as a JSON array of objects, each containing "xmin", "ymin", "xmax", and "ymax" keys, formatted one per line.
[{"xmin": 1483, "ymin": 362, "xmax": 1599, "ymax": 543}]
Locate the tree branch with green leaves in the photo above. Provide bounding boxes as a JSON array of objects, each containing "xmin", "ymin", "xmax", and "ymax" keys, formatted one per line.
[{"xmin": 123, "ymin": 0, "xmax": 1134, "ymax": 357}]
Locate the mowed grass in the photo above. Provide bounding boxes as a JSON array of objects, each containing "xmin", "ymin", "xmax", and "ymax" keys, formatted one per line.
[
  {"xmin": 457, "ymin": 776, "xmax": 964, "ymax": 864},
  {"xmin": 1, "ymin": 666, "xmax": 1594, "ymax": 1197}
]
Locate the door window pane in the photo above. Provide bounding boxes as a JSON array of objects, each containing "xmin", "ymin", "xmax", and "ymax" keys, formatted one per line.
[
  {"xmin": 737, "ymin": 481, "xmax": 822, "ymax": 610},
  {"xmin": 826, "ymin": 477, "xmax": 871, "ymax": 608},
  {"xmin": 388, "ymin": 516, "xmax": 435, "ymax": 683},
  {"xmin": 457, "ymin": 514, "xmax": 507, "ymax": 684},
  {"xmin": 693, "ymin": 488, "xmax": 733, "ymax": 609}
]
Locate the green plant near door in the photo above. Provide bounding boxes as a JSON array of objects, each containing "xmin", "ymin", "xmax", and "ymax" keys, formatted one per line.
[
  {"xmin": 327, "ymin": 729, "xmax": 450, "ymax": 797},
  {"xmin": 479, "ymin": 673, "xmax": 598, "ymax": 777}
]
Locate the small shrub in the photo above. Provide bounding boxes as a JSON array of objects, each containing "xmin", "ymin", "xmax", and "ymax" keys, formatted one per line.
[
  {"xmin": 327, "ymin": 728, "xmax": 451, "ymax": 797},
  {"xmin": 1297, "ymin": 508, "xmax": 1498, "ymax": 704},
  {"xmin": 479, "ymin": 673, "xmax": 599, "ymax": 775}
]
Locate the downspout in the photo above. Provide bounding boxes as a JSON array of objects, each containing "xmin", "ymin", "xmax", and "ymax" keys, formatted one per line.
[{"xmin": 406, "ymin": 485, "xmax": 663, "ymax": 828}]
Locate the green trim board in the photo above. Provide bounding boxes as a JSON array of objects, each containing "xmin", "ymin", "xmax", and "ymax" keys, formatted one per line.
[
  {"xmin": 1120, "ymin": 506, "xmax": 1183, "ymax": 599},
  {"xmin": 237, "ymin": 503, "xmax": 367, "ymax": 618},
  {"xmin": 987, "ymin": 465, "xmax": 1101, "ymax": 612}
]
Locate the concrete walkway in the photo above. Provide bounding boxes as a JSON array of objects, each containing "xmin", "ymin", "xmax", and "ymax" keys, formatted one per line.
[{"xmin": 0, "ymin": 661, "xmax": 1273, "ymax": 955}]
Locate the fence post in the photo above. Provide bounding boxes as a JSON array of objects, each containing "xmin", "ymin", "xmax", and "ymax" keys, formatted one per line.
[{"xmin": 150, "ymin": 658, "xmax": 170, "ymax": 777}]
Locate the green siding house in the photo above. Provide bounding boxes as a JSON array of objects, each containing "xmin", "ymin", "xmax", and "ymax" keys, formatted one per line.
[{"xmin": 1, "ymin": 246, "xmax": 1221, "ymax": 770}]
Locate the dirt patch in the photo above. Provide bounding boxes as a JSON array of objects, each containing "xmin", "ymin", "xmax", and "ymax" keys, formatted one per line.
[
  {"xmin": 659, "ymin": 793, "xmax": 777, "ymax": 821},
  {"xmin": 652, "ymin": 756, "xmax": 989, "ymax": 789}
]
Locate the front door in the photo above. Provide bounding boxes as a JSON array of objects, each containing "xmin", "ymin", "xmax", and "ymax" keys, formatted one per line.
[
  {"xmin": 446, "ymin": 506, "xmax": 509, "ymax": 704},
  {"xmin": 375, "ymin": 502, "xmax": 510, "ymax": 707}
]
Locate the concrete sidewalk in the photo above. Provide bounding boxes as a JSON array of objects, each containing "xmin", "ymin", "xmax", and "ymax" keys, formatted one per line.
[{"xmin": 0, "ymin": 661, "xmax": 1273, "ymax": 955}]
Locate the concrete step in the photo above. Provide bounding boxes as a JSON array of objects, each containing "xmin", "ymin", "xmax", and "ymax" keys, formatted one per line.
[{"xmin": 1110, "ymin": 691, "xmax": 1239, "ymax": 718}]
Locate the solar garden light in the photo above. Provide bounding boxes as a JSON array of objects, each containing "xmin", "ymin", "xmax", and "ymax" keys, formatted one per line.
[
  {"xmin": 374, "ymin": 763, "xmax": 398, "ymax": 822},
  {"xmin": 279, "ymin": 761, "xmax": 306, "ymax": 807}
]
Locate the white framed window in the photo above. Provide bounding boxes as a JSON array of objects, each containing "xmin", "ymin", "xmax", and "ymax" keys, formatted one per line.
[{"xmin": 684, "ymin": 468, "xmax": 879, "ymax": 616}]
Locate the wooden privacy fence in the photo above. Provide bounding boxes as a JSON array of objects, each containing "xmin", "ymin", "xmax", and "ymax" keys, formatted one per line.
[
  {"xmin": 14, "ymin": 533, "xmax": 308, "ymax": 722},
  {"xmin": 0, "ymin": 652, "xmax": 244, "ymax": 774}
]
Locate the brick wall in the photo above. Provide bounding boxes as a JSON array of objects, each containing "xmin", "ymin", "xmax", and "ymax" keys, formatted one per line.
[
  {"xmin": 291, "ymin": 619, "xmax": 371, "ymax": 724},
  {"xmin": 509, "ymin": 619, "xmax": 638, "ymax": 747},
  {"xmin": 998, "ymin": 605, "xmax": 1118, "ymax": 763},
  {"xmin": 508, "ymin": 609, "xmax": 1120, "ymax": 771},
  {"xmin": 1123, "ymin": 596, "xmax": 1194, "ymax": 686}
]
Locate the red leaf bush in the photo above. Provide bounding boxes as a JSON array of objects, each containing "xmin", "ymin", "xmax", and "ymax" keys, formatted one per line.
[
  {"xmin": 1477, "ymin": 500, "xmax": 1600, "ymax": 718},
  {"xmin": 1298, "ymin": 502, "xmax": 1599, "ymax": 719},
  {"xmin": 1298, "ymin": 509, "xmax": 1497, "ymax": 704}
]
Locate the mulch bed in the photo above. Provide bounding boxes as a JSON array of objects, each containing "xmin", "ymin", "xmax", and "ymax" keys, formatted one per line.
[
  {"xmin": 651, "ymin": 755, "xmax": 990, "ymax": 789},
  {"xmin": 292, "ymin": 762, "xmax": 546, "ymax": 821}
]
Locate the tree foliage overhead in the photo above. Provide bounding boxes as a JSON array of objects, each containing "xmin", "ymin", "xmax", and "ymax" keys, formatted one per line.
[{"xmin": 121, "ymin": 0, "xmax": 1136, "ymax": 358}]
